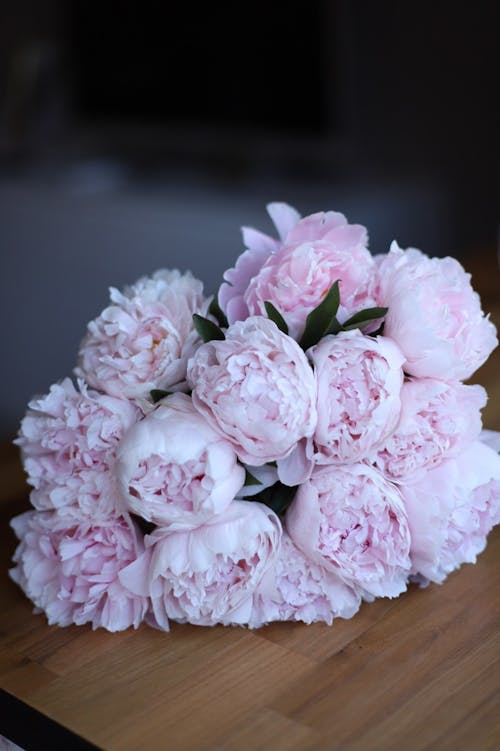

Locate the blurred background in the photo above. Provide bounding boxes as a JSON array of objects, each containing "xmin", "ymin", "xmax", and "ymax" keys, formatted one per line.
[{"xmin": 1, "ymin": 0, "xmax": 499, "ymax": 438}]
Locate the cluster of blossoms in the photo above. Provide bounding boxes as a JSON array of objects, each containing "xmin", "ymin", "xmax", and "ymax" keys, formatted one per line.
[{"xmin": 11, "ymin": 203, "xmax": 500, "ymax": 632}]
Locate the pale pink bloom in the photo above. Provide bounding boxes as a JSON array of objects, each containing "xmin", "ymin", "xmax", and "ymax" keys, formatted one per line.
[
  {"xmin": 287, "ymin": 464, "xmax": 411, "ymax": 598},
  {"xmin": 284, "ymin": 209, "xmax": 365, "ymax": 246},
  {"xmin": 188, "ymin": 317, "xmax": 317, "ymax": 466},
  {"xmin": 373, "ymin": 379, "xmax": 487, "ymax": 483},
  {"xmin": 376, "ymin": 243, "xmax": 498, "ymax": 379},
  {"xmin": 77, "ymin": 269, "xmax": 209, "ymax": 399},
  {"xmin": 10, "ymin": 511, "xmax": 149, "ymax": 631},
  {"xmin": 16, "ymin": 378, "xmax": 138, "ymax": 516},
  {"xmin": 243, "ymin": 218, "xmax": 374, "ymax": 340},
  {"xmin": 310, "ymin": 331, "xmax": 404, "ymax": 464},
  {"xmin": 220, "ymin": 205, "xmax": 374, "ymax": 338},
  {"xmin": 30, "ymin": 469, "xmax": 125, "ymax": 520},
  {"xmin": 219, "ymin": 202, "xmax": 300, "ymax": 323},
  {"xmin": 117, "ymin": 393, "xmax": 244, "ymax": 528},
  {"xmin": 250, "ymin": 533, "xmax": 361, "ymax": 627},
  {"xmin": 120, "ymin": 501, "xmax": 281, "ymax": 628},
  {"xmin": 401, "ymin": 441, "xmax": 500, "ymax": 583}
]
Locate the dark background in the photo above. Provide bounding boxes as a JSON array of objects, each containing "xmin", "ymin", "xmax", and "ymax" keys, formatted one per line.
[{"xmin": 1, "ymin": 0, "xmax": 499, "ymax": 437}]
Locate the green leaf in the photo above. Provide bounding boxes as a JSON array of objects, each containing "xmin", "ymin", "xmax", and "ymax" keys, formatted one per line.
[
  {"xmin": 193, "ymin": 314, "xmax": 225, "ymax": 343},
  {"xmin": 299, "ymin": 281, "xmax": 340, "ymax": 351},
  {"xmin": 208, "ymin": 294, "xmax": 229, "ymax": 328},
  {"xmin": 325, "ymin": 316, "xmax": 343, "ymax": 335},
  {"xmin": 264, "ymin": 301, "xmax": 289, "ymax": 335},
  {"xmin": 131, "ymin": 514, "xmax": 157, "ymax": 536},
  {"xmin": 250, "ymin": 482, "xmax": 298, "ymax": 517},
  {"xmin": 150, "ymin": 389, "xmax": 172, "ymax": 403},
  {"xmin": 244, "ymin": 468, "xmax": 262, "ymax": 487},
  {"xmin": 343, "ymin": 319, "xmax": 383, "ymax": 332},
  {"xmin": 342, "ymin": 307, "xmax": 388, "ymax": 329}
]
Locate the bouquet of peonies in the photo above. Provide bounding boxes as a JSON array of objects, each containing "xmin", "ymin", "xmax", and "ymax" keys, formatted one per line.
[{"xmin": 10, "ymin": 204, "xmax": 500, "ymax": 632}]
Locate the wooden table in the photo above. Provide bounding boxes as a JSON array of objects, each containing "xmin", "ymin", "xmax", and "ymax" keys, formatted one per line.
[{"xmin": 1, "ymin": 254, "xmax": 499, "ymax": 751}]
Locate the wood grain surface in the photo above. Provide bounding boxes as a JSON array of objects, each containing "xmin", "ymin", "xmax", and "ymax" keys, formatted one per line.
[{"xmin": 1, "ymin": 253, "xmax": 499, "ymax": 751}]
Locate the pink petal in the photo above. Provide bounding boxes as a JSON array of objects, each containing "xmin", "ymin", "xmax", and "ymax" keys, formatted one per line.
[{"xmin": 266, "ymin": 202, "xmax": 301, "ymax": 242}]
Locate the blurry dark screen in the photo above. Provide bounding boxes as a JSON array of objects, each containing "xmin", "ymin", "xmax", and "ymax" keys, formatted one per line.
[{"xmin": 70, "ymin": 1, "xmax": 329, "ymax": 133}]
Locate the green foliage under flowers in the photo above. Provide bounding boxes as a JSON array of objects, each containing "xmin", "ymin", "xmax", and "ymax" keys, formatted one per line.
[
  {"xmin": 208, "ymin": 295, "xmax": 229, "ymax": 328},
  {"xmin": 299, "ymin": 281, "xmax": 341, "ymax": 350},
  {"xmin": 150, "ymin": 389, "xmax": 172, "ymax": 403},
  {"xmin": 342, "ymin": 307, "xmax": 389, "ymax": 331},
  {"xmin": 243, "ymin": 468, "xmax": 262, "ymax": 486},
  {"xmin": 197, "ymin": 282, "xmax": 388, "ymax": 351},
  {"xmin": 296, "ymin": 281, "xmax": 388, "ymax": 350},
  {"xmin": 264, "ymin": 301, "xmax": 289, "ymax": 335},
  {"xmin": 193, "ymin": 313, "xmax": 226, "ymax": 343},
  {"xmin": 249, "ymin": 481, "xmax": 298, "ymax": 517}
]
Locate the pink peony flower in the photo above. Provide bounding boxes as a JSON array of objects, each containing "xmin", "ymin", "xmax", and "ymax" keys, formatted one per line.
[
  {"xmin": 309, "ymin": 331, "xmax": 404, "ymax": 465},
  {"xmin": 287, "ymin": 464, "xmax": 411, "ymax": 598},
  {"xmin": 373, "ymin": 379, "xmax": 487, "ymax": 483},
  {"xmin": 120, "ymin": 501, "xmax": 281, "ymax": 628},
  {"xmin": 401, "ymin": 441, "xmax": 500, "ymax": 583},
  {"xmin": 187, "ymin": 316, "xmax": 317, "ymax": 466},
  {"xmin": 243, "ymin": 214, "xmax": 374, "ymax": 340},
  {"xmin": 10, "ymin": 511, "xmax": 149, "ymax": 631},
  {"xmin": 219, "ymin": 202, "xmax": 300, "ymax": 323},
  {"xmin": 16, "ymin": 378, "xmax": 139, "ymax": 517},
  {"xmin": 116, "ymin": 393, "xmax": 245, "ymax": 528},
  {"xmin": 249, "ymin": 533, "xmax": 361, "ymax": 627},
  {"xmin": 220, "ymin": 204, "xmax": 375, "ymax": 338},
  {"xmin": 376, "ymin": 243, "xmax": 498, "ymax": 379},
  {"xmin": 30, "ymin": 469, "xmax": 124, "ymax": 520},
  {"xmin": 77, "ymin": 269, "xmax": 209, "ymax": 399}
]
